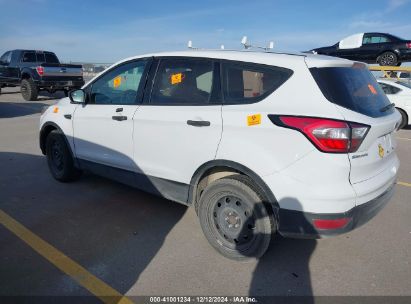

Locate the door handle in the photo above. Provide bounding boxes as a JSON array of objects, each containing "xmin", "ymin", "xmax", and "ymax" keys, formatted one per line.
[
  {"xmin": 112, "ymin": 115, "xmax": 127, "ymax": 121},
  {"xmin": 187, "ymin": 120, "xmax": 210, "ymax": 127},
  {"xmin": 116, "ymin": 107, "xmax": 123, "ymax": 112}
]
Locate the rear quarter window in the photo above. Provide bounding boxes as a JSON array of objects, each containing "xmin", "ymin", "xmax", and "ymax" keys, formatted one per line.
[
  {"xmin": 310, "ymin": 66, "xmax": 394, "ymax": 118},
  {"xmin": 222, "ymin": 61, "xmax": 293, "ymax": 104}
]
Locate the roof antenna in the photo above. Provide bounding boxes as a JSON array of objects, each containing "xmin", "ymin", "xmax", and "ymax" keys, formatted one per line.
[
  {"xmin": 187, "ymin": 40, "xmax": 199, "ymax": 50},
  {"xmin": 241, "ymin": 36, "xmax": 251, "ymax": 49},
  {"xmin": 241, "ymin": 36, "xmax": 275, "ymax": 52}
]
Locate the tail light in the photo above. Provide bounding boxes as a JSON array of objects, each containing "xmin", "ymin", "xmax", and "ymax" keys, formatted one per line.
[
  {"xmin": 313, "ymin": 218, "xmax": 351, "ymax": 230},
  {"xmin": 268, "ymin": 115, "xmax": 370, "ymax": 153},
  {"xmin": 36, "ymin": 66, "xmax": 44, "ymax": 76},
  {"xmin": 406, "ymin": 42, "xmax": 411, "ymax": 49}
]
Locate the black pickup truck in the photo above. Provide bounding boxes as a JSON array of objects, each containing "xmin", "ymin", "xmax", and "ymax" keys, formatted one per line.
[{"xmin": 0, "ymin": 50, "xmax": 84, "ymax": 101}]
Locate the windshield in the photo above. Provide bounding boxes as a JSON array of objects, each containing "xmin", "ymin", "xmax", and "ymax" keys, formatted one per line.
[
  {"xmin": 396, "ymin": 81, "xmax": 411, "ymax": 89},
  {"xmin": 310, "ymin": 66, "xmax": 394, "ymax": 118}
]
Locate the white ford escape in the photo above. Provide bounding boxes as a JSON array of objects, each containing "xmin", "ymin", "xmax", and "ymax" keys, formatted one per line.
[{"xmin": 40, "ymin": 50, "xmax": 401, "ymax": 260}]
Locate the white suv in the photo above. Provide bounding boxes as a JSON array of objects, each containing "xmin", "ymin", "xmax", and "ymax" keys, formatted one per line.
[{"xmin": 40, "ymin": 50, "xmax": 401, "ymax": 260}]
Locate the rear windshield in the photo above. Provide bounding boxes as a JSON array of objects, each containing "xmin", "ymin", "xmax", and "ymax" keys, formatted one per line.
[
  {"xmin": 45, "ymin": 52, "xmax": 59, "ymax": 63},
  {"xmin": 310, "ymin": 66, "xmax": 394, "ymax": 118}
]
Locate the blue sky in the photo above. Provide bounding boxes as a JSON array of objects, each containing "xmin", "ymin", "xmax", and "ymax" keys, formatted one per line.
[{"xmin": 0, "ymin": 0, "xmax": 410, "ymax": 63}]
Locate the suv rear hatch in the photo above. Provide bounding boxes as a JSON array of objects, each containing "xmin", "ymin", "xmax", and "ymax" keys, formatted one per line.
[{"xmin": 308, "ymin": 60, "xmax": 401, "ymax": 200}]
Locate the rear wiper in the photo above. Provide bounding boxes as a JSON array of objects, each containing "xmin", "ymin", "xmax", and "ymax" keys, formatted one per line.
[{"xmin": 380, "ymin": 103, "xmax": 395, "ymax": 112}]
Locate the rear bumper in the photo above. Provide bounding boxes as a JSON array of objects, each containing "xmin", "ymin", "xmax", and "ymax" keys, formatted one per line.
[
  {"xmin": 278, "ymin": 181, "xmax": 395, "ymax": 238},
  {"xmin": 398, "ymin": 49, "xmax": 411, "ymax": 61},
  {"xmin": 36, "ymin": 80, "xmax": 85, "ymax": 89}
]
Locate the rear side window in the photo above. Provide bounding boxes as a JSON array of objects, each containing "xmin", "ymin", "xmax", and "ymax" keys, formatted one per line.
[
  {"xmin": 150, "ymin": 58, "xmax": 216, "ymax": 105},
  {"xmin": 310, "ymin": 66, "xmax": 394, "ymax": 118},
  {"xmin": 222, "ymin": 61, "xmax": 293, "ymax": 104},
  {"xmin": 45, "ymin": 53, "xmax": 59, "ymax": 63},
  {"xmin": 22, "ymin": 52, "xmax": 36, "ymax": 62},
  {"xmin": 36, "ymin": 52, "xmax": 46, "ymax": 63}
]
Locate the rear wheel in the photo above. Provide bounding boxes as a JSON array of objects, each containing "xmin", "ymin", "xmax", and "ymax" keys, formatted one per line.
[
  {"xmin": 198, "ymin": 175, "xmax": 273, "ymax": 260},
  {"xmin": 397, "ymin": 108, "xmax": 408, "ymax": 129},
  {"xmin": 21, "ymin": 78, "xmax": 38, "ymax": 101},
  {"xmin": 377, "ymin": 51, "xmax": 398, "ymax": 66},
  {"xmin": 46, "ymin": 130, "xmax": 82, "ymax": 182}
]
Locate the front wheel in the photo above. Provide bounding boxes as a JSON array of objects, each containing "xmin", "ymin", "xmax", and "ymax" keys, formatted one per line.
[
  {"xmin": 198, "ymin": 175, "xmax": 274, "ymax": 260},
  {"xmin": 46, "ymin": 130, "xmax": 82, "ymax": 182},
  {"xmin": 377, "ymin": 51, "xmax": 398, "ymax": 66}
]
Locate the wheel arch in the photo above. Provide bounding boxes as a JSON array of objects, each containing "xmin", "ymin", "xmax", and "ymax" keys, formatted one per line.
[
  {"xmin": 188, "ymin": 160, "xmax": 279, "ymax": 221},
  {"xmin": 39, "ymin": 122, "xmax": 74, "ymax": 159},
  {"xmin": 396, "ymin": 107, "xmax": 409, "ymax": 127}
]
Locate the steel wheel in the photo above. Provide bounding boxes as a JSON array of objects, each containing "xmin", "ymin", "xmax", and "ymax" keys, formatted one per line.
[{"xmin": 212, "ymin": 194, "xmax": 257, "ymax": 250}]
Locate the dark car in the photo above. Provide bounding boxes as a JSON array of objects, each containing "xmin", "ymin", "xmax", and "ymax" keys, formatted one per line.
[
  {"xmin": 311, "ymin": 33, "xmax": 411, "ymax": 66},
  {"xmin": 0, "ymin": 49, "xmax": 84, "ymax": 101}
]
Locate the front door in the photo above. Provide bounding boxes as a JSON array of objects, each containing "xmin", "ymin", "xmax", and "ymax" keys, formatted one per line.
[{"xmin": 73, "ymin": 58, "xmax": 151, "ymax": 171}]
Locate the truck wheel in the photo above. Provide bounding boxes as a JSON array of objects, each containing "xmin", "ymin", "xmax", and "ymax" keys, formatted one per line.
[
  {"xmin": 377, "ymin": 51, "xmax": 398, "ymax": 66},
  {"xmin": 397, "ymin": 108, "xmax": 408, "ymax": 129},
  {"xmin": 198, "ymin": 175, "xmax": 273, "ymax": 260},
  {"xmin": 46, "ymin": 130, "xmax": 82, "ymax": 182},
  {"xmin": 21, "ymin": 78, "xmax": 38, "ymax": 101}
]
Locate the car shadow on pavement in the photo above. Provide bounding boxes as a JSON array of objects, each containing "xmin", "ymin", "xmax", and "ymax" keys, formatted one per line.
[
  {"xmin": 231, "ymin": 199, "xmax": 316, "ymax": 301},
  {"xmin": 0, "ymin": 150, "xmax": 315, "ymax": 300},
  {"xmin": 0, "ymin": 102, "xmax": 50, "ymax": 118},
  {"xmin": 0, "ymin": 151, "xmax": 187, "ymax": 298}
]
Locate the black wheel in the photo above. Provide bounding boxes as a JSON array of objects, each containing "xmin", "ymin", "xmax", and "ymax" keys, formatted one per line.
[
  {"xmin": 198, "ymin": 175, "xmax": 274, "ymax": 260},
  {"xmin": 21, "ymin": 78, "xmax": 38, "ymax": 101},
  {"xmin": 46, "ymin": 130, "xmax": 82, "ymax": 182},
  {"xmin": 377, "ymin": 51, "xmax": 398, "ymax": 66},
  {"xmin": 397, "ymin": 108, "xmax": 408, "ymax": 129}
]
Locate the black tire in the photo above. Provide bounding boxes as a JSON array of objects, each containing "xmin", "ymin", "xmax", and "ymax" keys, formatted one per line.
[
  {"xmin": 198, "ymin": 175, "xmax": 274, "ymax": 260},
  {"xmin": 46, "ymin": 130, "xmax": 82, "ymax": 182},
  {"xmin": 21, "ymin": 78, "xmax": 38, "ymax": 101},
  {"xmin": 397, "ymin": 108, "xmax": 408, "ymax": 129},
  {"xmin": 377, "ymin": 51, "xmax": 398, "ymax": 66}
]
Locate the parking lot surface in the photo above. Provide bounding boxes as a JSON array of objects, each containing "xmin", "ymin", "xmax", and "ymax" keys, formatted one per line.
[{"xmin": 0, "ymin": 87, "xmax": 411, "ymax": 300}]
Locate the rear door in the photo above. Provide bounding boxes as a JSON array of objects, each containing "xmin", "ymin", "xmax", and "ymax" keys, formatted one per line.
[
  {"xmin": 310, "ymin": 65, "xmax": 401, "ymax": 189},
  {"xmin": 132, "ymin": 57, "xmax": 223, "ymax": 184}
]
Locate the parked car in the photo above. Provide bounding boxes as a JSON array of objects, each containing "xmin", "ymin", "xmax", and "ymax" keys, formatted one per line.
[
  {"xmin": 39, "ymin": 50, "xmax": 401, "ymax": 259},
  {"xmin": 377, "ymin": 78, "xmax": 411, "ymax": 129},
  {"xmin": 311, "ymin": 33, "xmax": 411, "ymax": 66},
  {"xmin": 0, "ymin": 50, "xmax": 84, "ymax": 101}
]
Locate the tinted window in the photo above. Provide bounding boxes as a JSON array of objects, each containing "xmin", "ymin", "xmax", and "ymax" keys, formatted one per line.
[
  {"xmin": 90, "ymin": 60, "xmax": 148, "ymax": 105},
  {"xmin": 45, "ymin": 53, "xmax": 59, "ymax": 63},
  {"xmin": 310, "ymin": 66, "xmax": 394, "ymax": 118},
  {"xmin": 363, "ymin": 35, "xmax": 390, "ymax": 44},
  {"xmin": 379, "ymin": 82, "xmax": 401, "ymax": 94},
  {"xmin": 222, "ymin": 61, "xmax": 293, "ymax": 104},
  {"xmin": 0, "ymin": 51, "xmax": 11, "ymax": 64},
  {"xmin": 151, "ymin": 58, "xmax": 215, "ymax": 105},
  {"xmin": 36, "ymin": 52, "xmax": 46, "ymax": 63},
  {"xmin": 22, "ymin": 52, "xmax": 36, "ymax": 62}
]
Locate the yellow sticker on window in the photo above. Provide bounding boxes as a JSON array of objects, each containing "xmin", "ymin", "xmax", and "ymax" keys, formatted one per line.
[
  {"xmin": 113, "ymin": 76, "xmax": 122, "ymax": 88},
  {"xmin": 171, "ymin": 73, "xmax": 183, "ymax": 85},
  {"xmin": 368, "ymin": 84, "xmax": 377, "ymax": 95},
  {"xmin": 247, "ymin": 114, "xmax": 261, "ymax": 126}
]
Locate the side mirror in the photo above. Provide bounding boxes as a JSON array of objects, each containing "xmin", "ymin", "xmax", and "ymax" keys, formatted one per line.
[{"xmin": 69, "ymin": 89, "xmax": 85, "ymax": 104}]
